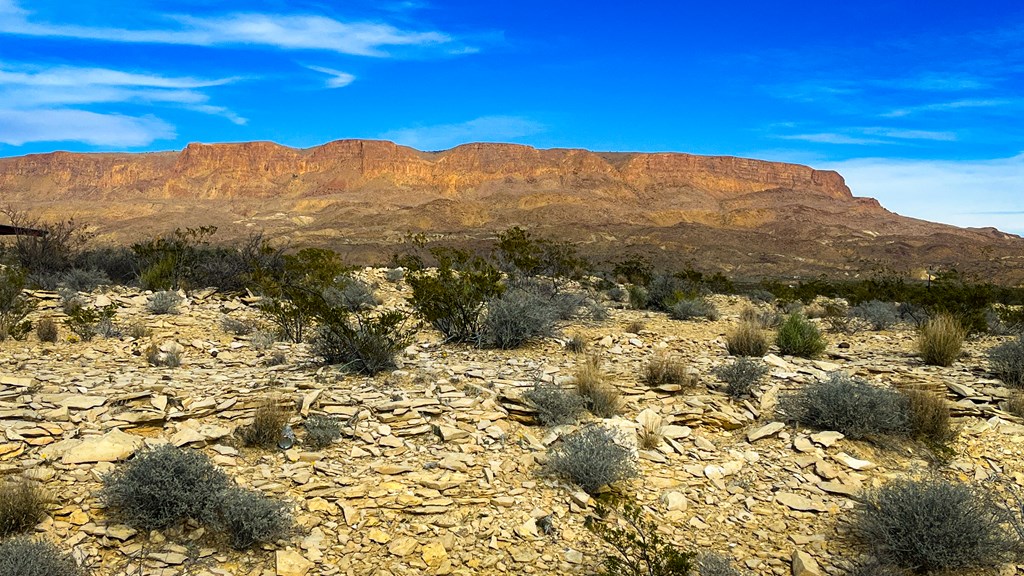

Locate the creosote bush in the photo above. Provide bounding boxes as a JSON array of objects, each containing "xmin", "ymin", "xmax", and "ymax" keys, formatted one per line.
[
  {"xmin": 0, "ymin": 537, "xmax": 83, "ymax": 576},
  {"xmin": 146, "ymin": 290, "xmax": 182, "ymax": 315},
  {"xmin": 304, "ymin": 414, "xmax": 342, "ymax": 449},
  {"xmin": 989, "ymin": 336, "xmax": 1024, "ymax": 388},
  {"xmin": 311, "ymin": 310, "xmax": 416, "ymax": 375},
  {"xmin": 726, "ymin": 321, "xmax": 769, "ymax": 357},
  {"xmin": 35, "ymin": 318, "xmax": 58, "ymax": 343},
  {"xmin": 573, "ymin": 356, "xmax": 622, "ymax": 418},
  {"xmin": 479, "ymin": 287, "xmax": 558, "ymax": 349},
  {"xmin": 918, "ymin": 313, "xmax": 965, "ymax": 367},
  {"xmin": 203, "ymin": 486, "xmax": 292, "ymax": 550},
  {"xmin": 101, "ymin": 444, "xmax": 230, "ymax": 531},
  {"xmin": 714, "ymin": 357, "xmax": 768, "ymax": 398},
  {"xmin": 780, "ymin": 373, "xmax": 909, "ymax": 440},
  {"xmin": 0, "ymin": 479, "xmax": 47, "ymax": 538},
  {"xmin": 238, "ymin": 401, "xmax": 291, "ymax": 449},
  {"xmin": 0, "ymin": 265, "xmax": 35, "ymax": 341},
  {"xmin": 587, "ymin": 500, "xmax": 693, "ymax": 576},
  {"xmin": 524, "ymin": 381, "xmax": 585, "ymax": 427},
  {"xmin": 775, "ymin": 313, "xmax": 827, "ymax": 358},
  {"xmin": 546, "ymin": 425, "xmax": 637, "ymax": 494},
  {"xmin": 642, "ymin": 354, "xmax": 695, "ymax": 388},
  {"xmin": 854, "ymin": 477, "xmax": 1015, "ymax": 573}
]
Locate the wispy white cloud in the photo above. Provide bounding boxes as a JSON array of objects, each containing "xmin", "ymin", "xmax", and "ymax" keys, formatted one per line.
[
  {"xmin": 774, "ymin": 126, "xmax": 957, "ymax": 146},
  {"xmin": 861, "ymin": 127, "xmax": 957, "ymax": 141},
  {"xmin": 777, "ymin": 133, "xmax": 887, "ymax": 145},
  {"xmin": 882, "ymin": 98, "xmax": 1012, "ymax": 117},
  {"xmin": 380, "ymin": 115, "xmax": 546, "ymax": 150},
  {"xmin": 304, "ymin": 65, "xmax": 356, "ymax": 88},
  {"xmin": 0, "ymin": 1, "xmax": 456, "ymax": 57},
  {"xmin": 0, "ymin": 108, "xmax": 175, "ymax": 146},
  {"xmin": 822, "ymin": 154, "xmax": 1024, "ymax": 234},
  {"xmin": 0, "ymin": 63, "xmax": 246, "ymax": 125}
]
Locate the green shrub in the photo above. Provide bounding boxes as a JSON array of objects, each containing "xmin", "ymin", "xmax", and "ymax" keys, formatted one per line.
[
  {"xmin": 726, "ymin": 321, "xmax": 769, "ymax": 357},
  {"xmin": 202, "ymin": 487, "xmax": 292, "ymax": 550},
  {"xmin": 63, "ymin": 302, "xmax": 116, "ymax": 341},
  {"xmin": 626, "ymin": 285, "xmax": 649, "ymax": 310},
  {"xmin": 0, "ymin": 266, "xmax": 35, "ymax": 341},
  {"xmin": 479, "ymin": 288, "xmax": 559, "ymax": 349},
  {"xmin": 0, "ymin": 537, "xmax": 83, "ymax": 576},
  {"xmin": 254, "ymin": 247, "xmax": 346, "ymax": 343},
  {"xmin": 238, "ymin": 401, "xmax": 291, "ymax": 449},
  {"xmin": 851, "ymin": 300, "xmax": 899, "ymax": 331},
  {"xmin": 35, "ymin": 318, "xmax": 58, "ymax": 343},
  {"xmin": 3, "ymin": 209, "xmax": 92, "ymax": 277},
  {"xmin": 146, "ymin": 290, "xmax": 182, "ymax": 314},
  {"xmin": 0, "ymin": 479, "xmax": 46, "ymax": 538},
  {"xmin": 918, "ymin": 313, "xmax": 964, "ymax": 367},
  {"xmin": 668, "ymin": 298, "xmax": 719, "ymax": 321},
  {"xmin": 989, "ymin": 336, "xmax": 1024, "ymax": 388},
  {"xmin": 587, "ymin": 500, "xmax": 694, "ymax": 576},
  {"xmin": 546, "ymin": 425, "xmax": 637, "ymax": 494},
  {"xmin": 407, "ymin": 248, "xmax": 503, "ymax": 342},
  {"xmin": 776, "ymin": 313, "xmax": 827, "ymax": 358},
  {"xmin": 304, "ymin": 415, "xmax": 342, "ymax": 449},
  {"xmin": 573, "ymin": 356, "xmax": 622, "ymax": 418},
  {"xmin": 714, "ymin": 357, "xmax": 768, "ymax": 398},
  {"xmin": 780, "ymin": 373, "xmax": 909, "ymax": 440},
  {"xmin": 101, "ymin": 444, "xmax": 230, "ymax": 531},
  {"xmin": 642, "ymin": 354, "xmax": 696, "ymax": 388},
  {"xmin": 854, "ymin": 477, "xmax": 1014, "ymax": 573},
  {"xmin": 311, "ymin": 309, "xmax": 416, "ymax": 374},
  {"xmin": 524, "ymin": 381, "xmax": 585, "ymax": 427},
  {"xmin": 903, "ymin": 389, "xmax": 957, "ymax": 446},
  {"xmin": 57, "ymin": 268, "xmax": 110, "ymax": 292}
]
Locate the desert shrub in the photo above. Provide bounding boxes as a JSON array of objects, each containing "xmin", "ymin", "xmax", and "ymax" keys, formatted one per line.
[
  {"xmin": 3, "ymin": 209, "xmax": 92, "ymax": 276},
  {"xmin": 126, "ymin": 321, "xmax": 150, "ymax": 339},
  {"xmin": 726, "ymin": 321, "xmax": 769, "ymax": 357},
  {"xmin": 902, "ymin": 389, "xmax": 957, "ymax": 446},
  {"xmin": 323, "ymin": 278, "xmax": 380, "ymax": 312},
  {"xmin": 238, "ymin": 401, "xmax": 291, "ymax": 449},
  {"xmin": 918, "ymin": 313, "xmax": 965, "ymax": 367},
  {"xmin": 822, "ymin": 301, "xmax": 858, "ymax": 334},
  {"xmin": 996, "ymin": 306, "xmax": 1024, "ymax": 334},
  {"xmin": 546, "ymin": 425, "xmax": 637, "ymax": 493},
  {"xmin": 220, "ymin": 316, "xmax": 254, "ymax": 336},
  {"xmin": 250, "ymin": 330, "xmax": 276, "ymax": 350},
  {"xmin": 740, "ymin": 307, "xmax": 781, "ymax": 329},
  {"xmin": 989, "ymin": 336, "xmax": 1024, "ymax": 388},
  {"xmin": 407, "ymin": 248, "xmax": 503, "ymax": 343},
  {"xmin": 897, "ymin": 301, "xmax": 928, "ymax": 328},
  {"xmin": 624, "ymin": 320, "xmax": 645, "ymax": 334},
  {"xmin": 606, "ymin": 284, "xmax": 627, "ymax": 303},
  {"xmin": 0, "ymin": 479, "xmax": 46, "ymax": 538},
  {"xmin": 1006, "ymin": 391, "xmax": 1024, "ymax": 418},
  {"xmin": 263, "ymin": 350, "xmax": 287, "ymax": 366},
  {"xmin": 202, "ymin": 487, "xmax": 292, "ymax": 550},
  {"xmin": 63, "ymin": 302, "xmax": 116, "ymax": 341},
  {"xmin": 851, "ymin": 300, "xmax": 899, "ymax": 331},
  {"xmin": 854, "ymin": 477, "xmax": 1014, "ymax": 573},
  {"xmin": 385, "ymin": 268, "xmax": 405, "ymax": 283},
  {"xmin": 637, "ymin": 418, "xmax": 663, "ymax": 450},
  {"xmin": 776, "ymin": 313, "xmax": 827, "ymax": 358},
  {"xmin": 574, "ymin": 356, "xmax": 622, "ymax": 418},
  {"xmin": 642, "ymin": 354, "xmax": 695, "ymax": 388},
  {"xmin": 57, "ymin": 267, "xmax": 110, "ymax": 292},
  {"xmin": 304, "ymin": 415, "xmax": 342, "ymax": 449},
  {"xmin": 146, "ymin": 290, "xmax": 181, "ymax": 315},
  {"xmin": 0, "ymin": 266, "xmax": 35, "ymax": 341},
  {"xmin": 479, "ymin": 288, "xmax": 558, "ymax": 349},
  {"xmin": 780, "ymin": 373, "xmax": 909, "ymax": 440},
  {"xmin": 524, "ymin": 381, "xmax": 585, "ymax": 427},
  {"xmin": 646, "ymin": 273, "xmax": 692, "ymax": 311},
  {"xmin": 253, "ymin": 247, "xmax": 345, "ymax": 343},
  {"xmin": 714, "ymin": 357, "xmax": 768, "ymax": 398},
  {"xmin": 101, "ymin": 444, "xmax": 230, "ymax": 531},
  {"xmin": 0, "ymin": 537, "xmax": 82, "ymax": 576},
  {"xmin": 626, "ymin": 285, "xmax": 649, "ymax": 310},
  {"xmin": 587, "ymin": 500, "xmax": 693, "ymax": 576},
  {"xmin": 697, "ymin": 553, "xmax": 747, "ymax": 576},
  {"xmin": 145, "ymin": 343, "xmax": 182, "ymax": 368},
  {"xmin": 745, "ymin": 289, "xmax": 775, "ymax": 304},
  {"xmin": 565, "ymin": 333, "xmax": 587, "ymax": 353},
  {"xmin": 76, "ymin": 245, "xmax": 140, "ymax": 286},
  {"xmin": 669, "ymin": 298, "xmax": 719, "ymax": 321},
  {"xmin": 35, "ymin": 318, "xmax": 58, "ymax": 343},
  {"xmin": 311, "ymin": 309, "xmax": 416, "ymax": 375}
]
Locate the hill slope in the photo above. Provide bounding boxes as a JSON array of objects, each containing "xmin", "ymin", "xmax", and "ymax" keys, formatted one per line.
[{"xmin": 2, "ymin": 139, "xmax": 1021, "ymax": 282}]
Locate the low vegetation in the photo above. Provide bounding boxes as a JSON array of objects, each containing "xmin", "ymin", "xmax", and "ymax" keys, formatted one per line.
[
  {"xmin": 780, "ymin": 373, "xmax": 909, "ymax": 440},
  {"xmin": 775, "ymin": 313, "xmax": 827, "ymax": 358},
  {"xmin": 642, "ymin": 353, "xmax": 695, "ymax": 388},
  {"xmin": 35, "ymin": 317, "xmax": 58, "ymax": 342},
  {"xmin": 524, "ymin": 381, "xmax": 585, "ymax": 427},
  {"xmin": 303, "ymin": 414, "xmax": 342, "ymax": 449},
  {"xmin": 989, "ymin": 336, "xmax": 1024, "ymax": 387},
  {"xmin": 918, "ymin": 313, "xmax": 965, "ymax": 367},
  {"xmin": 714, "ymin": 357, "xmax": 768, "ymax": 398},
  {"xmin": 587, "ymin": 500, "xmax": 694, "ymax": 576},
  {"xmin": 904, "ymin": 389, "xmax": 957, "ymax": 446},
  {"xmin": 238, "ymin": 401, "xmax": 291, "ymax": 449},
  {"xmin": 545, "ymin": 425, "xmax": 637, "ymax": 494},
  {"xmin": 0, "ymin": 479, "xmax": 46, "ymax": 538},
  {"xmin": 0, "ymin": 537, "xmax": 83, "ymax": 576},
  {"xmin": 668, "ymin": 297, "xmax": 719, "ymax": 321},
  {"xmin": 146, "ymin": 290, "xmax": 182, "ymax": 314},
  {"xmin": 573, "ymin": 356, "xmax": 622, "ymax": 418},
  {"xmin": 202, "ymin": 486, "xmax": 292, "ymax": 550},
  {"xmin": 0, "ymin": 265, "xmax": 35, "ymax": 341},
  {"xmin": 726, "ymin": 321, "xmax": 769, "ymax": 357}
]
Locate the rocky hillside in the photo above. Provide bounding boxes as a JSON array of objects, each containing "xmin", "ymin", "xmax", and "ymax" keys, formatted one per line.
[
  {"xmin": 2, "ymin": 274, "xmax": 1023, "ymax": 575},
  {"xmin": 1, "ymin": 140, "xmax": 1022, "ymax": 283}
]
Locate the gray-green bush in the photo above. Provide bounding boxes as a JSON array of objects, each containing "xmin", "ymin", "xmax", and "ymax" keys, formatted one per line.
[
  {"xmin": 0, "ymin": 537, "xmax": 82, "ymax": 576},
  {"xmin": 852, "ymin": 300, "xmax": 899, "ymax": 331},
  {"xmin": 480, "ymin": 288, "xmax": 559, "ymax": 349},
  {"xmin": 0, "ymin": 479, "xmax": 46, "ymax": 538},
  {"xmin": 202, "ymin": 487, "xmax": 292, "ymax": 550},
  {"xmin": 989, "ymin": 336, "xmax": 1024, "ymax": 388},
  {"xmin": 714, "ymin": 357, "xmax": 768, "ymax": 398},
  {"xmin": 780, "ymin": 373, "xmax": 909, "ymax": 440},
  {"xmin": 146, "ymin": 290, "xmax": 181, "ymax": 315},
  {"xmin": 545, "ymin": 425, "xmax": 637, "ymax": 494},
  {"xmin": 524, "ymin": 381, "xmax": 585, "ymax": 427},
  {"xmin": 668, "ymin": 298, "xmax": 719, "ymax": 321},
  {"xmin": 304, "ymin": 414, "xmax": 342, "ymax": 449}
]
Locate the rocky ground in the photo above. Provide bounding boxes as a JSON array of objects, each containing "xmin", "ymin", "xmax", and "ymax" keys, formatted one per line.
[{"xmin": 2, "ymin": 270, "xmax": 1024, "ymax": 576}]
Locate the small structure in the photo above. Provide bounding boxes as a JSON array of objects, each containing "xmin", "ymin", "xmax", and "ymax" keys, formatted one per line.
[{"xmin": 0, "ymin": 224, "xmax": 46, "ymax": 237}]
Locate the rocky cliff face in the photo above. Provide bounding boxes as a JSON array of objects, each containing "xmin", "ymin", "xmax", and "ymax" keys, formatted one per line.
[{"xmin": 1, "ymin": 139, "xmax": 1021, "ymax": 282}]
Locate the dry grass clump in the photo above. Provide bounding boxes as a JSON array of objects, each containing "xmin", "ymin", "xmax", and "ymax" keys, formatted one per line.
[
  {"xmin": 726, "ymin": 321, "xmax": 769, "ymax": 357},
  {"xmin": 918, "ymin": 313, "xmax": 965, "ymax": 367},
  {"xmin": 1006, "ymin": 391, "xmax": 1024, "ymax": 418},
  {"xmin": 637, "ymin": 418, "xmax": 664, "ymax": 450},
  {"xmin": 903, "ymin": 389, "xmax": 958, "ymax": 446},
  {"xmin": 624, "ymin": 320, "xmax": 645, "ymax": 334},
  {"xmin": 565, "ymin": 333, "xmax": 587, "ymax": 353},
  {"xmin": 238, "ymin": 401, "xmax": 291, "ymax": 448},
  {"xmin": 642, "ymin": 353, "xmax": 697, "ymax": 388},
  {"xmin": 574, "ymin": 356, "xmax": 622, "ymax": 417},
  {"xmin": 35, "ymin": 318, "xmax": 58, "ymax": 343},
  {"xmin": 0, "ymin": 479, "xmax": 47, "ymax": 538}
]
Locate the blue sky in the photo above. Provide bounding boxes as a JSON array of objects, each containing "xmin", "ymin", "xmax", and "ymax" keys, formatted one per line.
[{"xmin": 0, "ymin": 0, "xmax": 1022, "ymax": 233}]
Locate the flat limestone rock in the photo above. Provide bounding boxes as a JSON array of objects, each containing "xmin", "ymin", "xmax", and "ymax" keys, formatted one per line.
[
  {"xmin": 276, "ymin": 550, "xmax": 313, "ymax": 576},
  {"xmin": 775, "ymin": 493, "xmax": 827, "ymax": 512},
  {"xmin": 747, "ymin": 421, "xmax": 786, "ymax": 442},
  {"xmin": 62, "ymin": 429, "xmax": 144, "ymax": 464},
  {"xmin": 792, "ymin": 549, "xmax": 822, "ymax": 576}
]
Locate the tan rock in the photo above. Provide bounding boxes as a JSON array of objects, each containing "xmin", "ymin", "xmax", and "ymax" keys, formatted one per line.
[
  {"xmin": 421, "ymin": 540, "xmax": 448, "ymax": 567},
  {"xmin": 61, "ymin": 429, "xmax": 144, "ymax": 464},
  {"xmin": 791, "ymin": 549, "xmax": 822, "ymax": 576},
  {"xmin": 276, "ymin": 550, "xmax": 314, "ymax": 576}
]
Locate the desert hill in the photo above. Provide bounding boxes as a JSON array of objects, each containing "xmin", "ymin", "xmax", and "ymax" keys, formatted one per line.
[{"xmin": 1, "ymin": 139, "xmax": 1021, "ymax": 283}]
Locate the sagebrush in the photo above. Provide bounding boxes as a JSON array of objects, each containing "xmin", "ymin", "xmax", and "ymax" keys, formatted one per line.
[{"xmin": 545, "ymin": 425, "xmax": 637, "ymax": 494}]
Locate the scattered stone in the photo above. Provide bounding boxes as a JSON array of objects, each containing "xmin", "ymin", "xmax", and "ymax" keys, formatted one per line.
[{"xmin": 747, "ymin": 422, "xmax": 785, "ymax": 442}]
